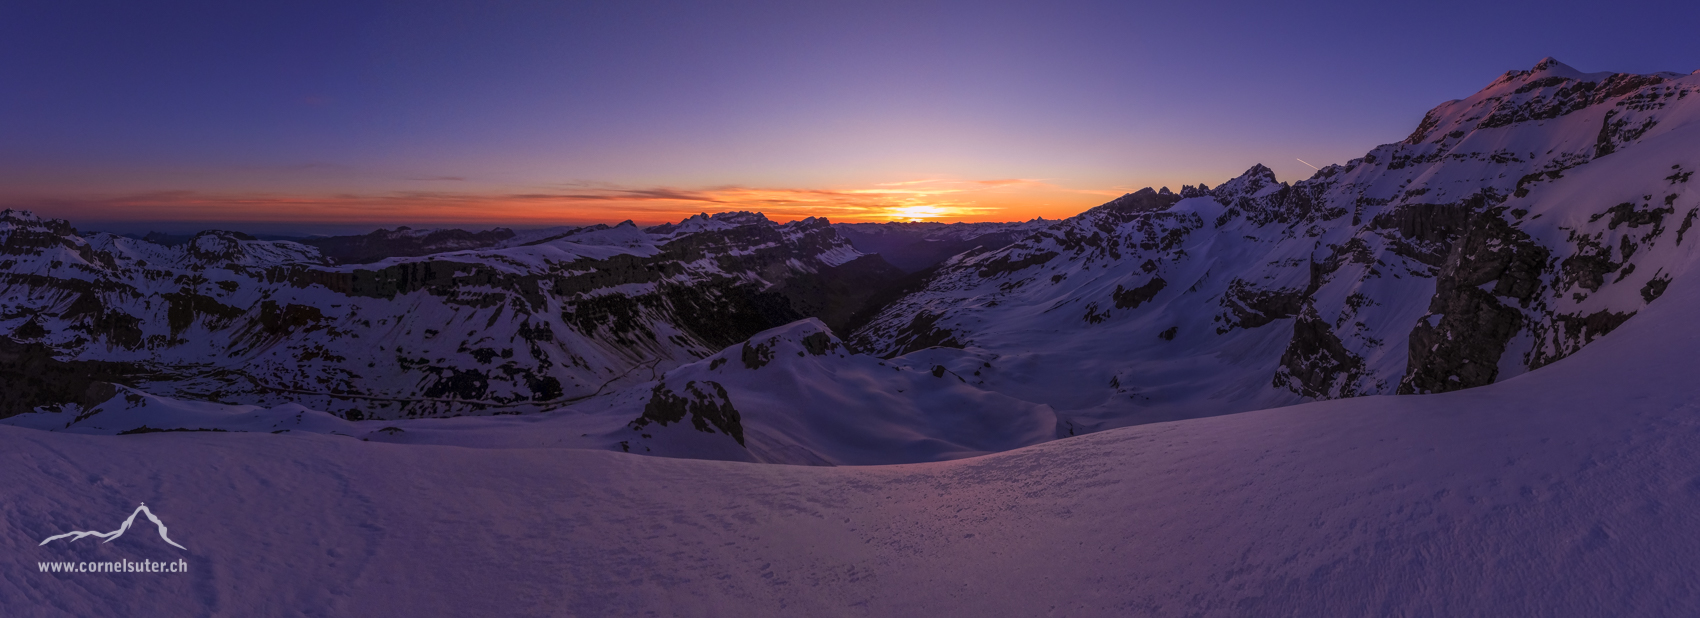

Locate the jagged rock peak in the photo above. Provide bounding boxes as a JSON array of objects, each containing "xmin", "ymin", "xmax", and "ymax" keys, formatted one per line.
[
  {"xmin": 1208, "ymin": 164, "xmax": 1281, "ymax": 202},
  {"xmin": 1530, "ymin": 56, "xmax": 1580, "ymax": 77},
  {"xmin": 1240, "ymin": 163, "xmax": 1277, "ymax": 180},
  {"xmin": 186, "ymin": 230, "xmax": 259, "ymax": 261},
  {"xmin": 0, "ymin": 210, "xmax": 78, "ymax": 245},
  {"xmin": 1490, "ymin": 57, "xmax": 1586, "ymax": 86},
  {"xmin": 0, "ymin": 209, "xmax": 75, "ymax": 234},
  {"xmin": 1090, "ymin": 187, "xmax": 1182, "ymax": 216},
  {"xmin": 785, "ymin": 216, "xmax": 832, "ymax": 229},
  {"xmin": 1403, "ymin": 57, "xmax": 1686, "ymax": 145},
  {"xmin": 1487, "ymin": 56, "xmax": 1672, "ymax": 93},
  {"xmin": 0, "ymin": 209, "xmax": 45, "ymax": 224},
  {"xmin": 653, "ymin": 211, "xmax": 775, "ymax": 235},
  {"xmin": 698, "ymin": 211, "xmax": 771, "ymax": 225}
]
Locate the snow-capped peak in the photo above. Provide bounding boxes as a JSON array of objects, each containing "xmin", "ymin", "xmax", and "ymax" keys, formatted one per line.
[
  {"xmin": 0, "ymin": 209, "xmax": 46, "ymax": 225},
  {"xmin": 0, "ymin": 209, "xmax": 74, "ymax": 236},
  {"xmin": 1401, "ymin": 58, "xmax": 1696, "ymax": 147},
  {"xmin": 1208, "ymin": 164, "xmax": 1283, "ymax": 202},
  {"xmin": 783, "ymin": 216, "xmax": 831, "ymax": 230},
  {"xmin": 1526, "ymin": 57, "xmax": 1597, "ymax": 81},
  {"xmin": 1485, "ymin": 57, "xmax": 1609, "ymax": 88},
  {"xmin": 1088, "ymin": 187, "xmax": 1182, "ymax": 216}
]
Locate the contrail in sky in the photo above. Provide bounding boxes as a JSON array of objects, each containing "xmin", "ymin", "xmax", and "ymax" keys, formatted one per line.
[{"xmin": 1296, "ymin": 158, "xmax": 1320, "ymax": 171}]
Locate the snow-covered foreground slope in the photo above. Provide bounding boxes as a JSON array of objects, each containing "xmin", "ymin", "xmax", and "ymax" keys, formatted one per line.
[{"xmin": 8, "ymin": 264, "xmax": 1700, "ymax": 616}]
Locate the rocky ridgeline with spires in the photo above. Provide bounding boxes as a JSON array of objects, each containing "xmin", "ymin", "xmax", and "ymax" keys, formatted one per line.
[{"xmin": 850, "ymin": 58, "xmax": 1700, "ymax": 431}]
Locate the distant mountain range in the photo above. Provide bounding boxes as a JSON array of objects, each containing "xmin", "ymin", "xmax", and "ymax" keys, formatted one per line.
[{"xmin": 4, "ymin": 58, "xmax": 1699, "ymax": 465}]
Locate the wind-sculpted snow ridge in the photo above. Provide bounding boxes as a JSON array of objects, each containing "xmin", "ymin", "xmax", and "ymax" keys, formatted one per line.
[
  {"xmin": 9, "ymin": 252, "xmax": 1700, "ymax": 616},
  {"xmin": 0, "ymin": 210, "xmax": 904, "ymax": 420},
  {"xmin": 853, "ymin": 58, "xmax": 1700, "ymax": 432}
]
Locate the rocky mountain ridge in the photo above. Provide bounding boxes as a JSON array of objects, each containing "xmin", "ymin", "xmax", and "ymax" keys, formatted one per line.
[
  {"xmin": 0, "ymin": 209, "xmax": 904, "ymax": 419},
  {"xmin": 850, "ymin": 57, "xmax": 1700, "ymax": 430}
]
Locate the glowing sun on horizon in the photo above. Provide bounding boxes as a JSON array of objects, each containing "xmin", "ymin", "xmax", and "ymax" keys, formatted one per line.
[{"xmin": 882, "ymin": 204, "xmax": 955, "ymax": 221}]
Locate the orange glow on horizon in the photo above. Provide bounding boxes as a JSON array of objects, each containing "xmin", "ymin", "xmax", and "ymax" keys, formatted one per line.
[{"xmin": 0, "ymin": 177, "xmax": 1147, "ymax": 229}]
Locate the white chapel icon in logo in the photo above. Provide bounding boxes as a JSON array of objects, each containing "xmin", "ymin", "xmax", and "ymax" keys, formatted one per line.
[{"xmin": 39, "ymin": 503, "xmax": 188, "ymax": 550}]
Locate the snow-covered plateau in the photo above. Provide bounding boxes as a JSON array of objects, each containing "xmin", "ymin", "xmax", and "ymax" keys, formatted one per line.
[{"xmin": 6, "ymin": 58, "xmax": 1700, "ymax": 616}]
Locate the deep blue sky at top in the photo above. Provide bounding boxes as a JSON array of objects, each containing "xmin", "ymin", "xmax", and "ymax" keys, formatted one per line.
[{"xmin": 3, "ymin": 0, "xmax": 1698, "ymax": 230}]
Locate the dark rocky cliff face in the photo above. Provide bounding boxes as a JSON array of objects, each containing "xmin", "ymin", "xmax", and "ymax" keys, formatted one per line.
[
  {"xmin": 0, "ymin": 336, "xmax": 133, "ymax": 418},
  {"xmin": 1397, "ymin": 206, "xmax": 1550, "ymax": 394},
  {"xmin": 630, "ymin": 380, "xmax": 745, "ymax": 445}
]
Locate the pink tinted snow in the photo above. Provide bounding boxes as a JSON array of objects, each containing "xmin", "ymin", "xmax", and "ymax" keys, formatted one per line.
[{"xmin": 7, "ymin": 267, "xmax": 1700, "ymax": 615}]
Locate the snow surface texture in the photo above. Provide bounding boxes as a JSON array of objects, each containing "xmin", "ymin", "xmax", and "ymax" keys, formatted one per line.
[{"xmin": 8, "ymin": 234, "xmax": 1700, "ymax": 616}]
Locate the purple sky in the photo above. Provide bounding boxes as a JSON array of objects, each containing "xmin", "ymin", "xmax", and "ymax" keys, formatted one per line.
[{"xmin": 4, "ymin": 0, "xmax": 1698, "ymax": 233}]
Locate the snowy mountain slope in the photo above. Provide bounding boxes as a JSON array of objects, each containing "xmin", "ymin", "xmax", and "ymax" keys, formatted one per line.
[
  {"xmin": 0, "ymin": 384, "xmax": 363, "ymax": 436},
  {"xmin": 852, "ymin": 58, "xmax": 1700, "ymax": 431},
  {"xmin": 2, "ymin": 318, "xmax": 1056, "ymax": 466},
  {"xmin": 8, "ymin": 251, "xmax": 1700, "ymax": 616},
  {"xmin": 620, "ymin": 319, "xmax": 1054, "ymax": 465},
  {"xmin": 403, "ymin": 318, "xmax": 1055, "ymax": 465},
  {"xmin": 0, "ymin": 211, "xmax": 906, "ymax": 420}
]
